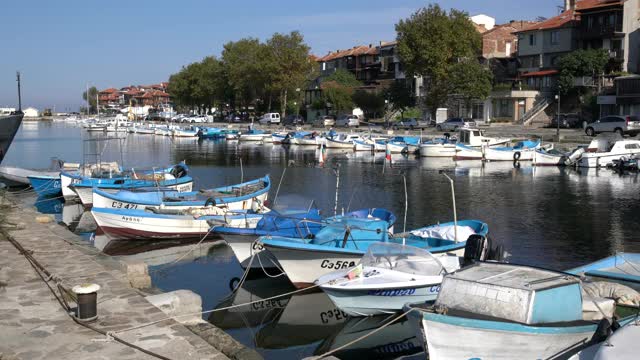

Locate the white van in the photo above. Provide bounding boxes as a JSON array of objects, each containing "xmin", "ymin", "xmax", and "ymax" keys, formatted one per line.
[{"xmin": 259, "ymin": 113, "xmax": 281, "ymax": 125}]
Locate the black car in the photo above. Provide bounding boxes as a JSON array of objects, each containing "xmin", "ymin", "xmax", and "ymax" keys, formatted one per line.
[
  {"xmin": 283, "ymin": 114, "xmax": 305, "ymax": 125},
  {"xmin": 550, "ymin": 113, "xmax": 585, "ymax": 129}
]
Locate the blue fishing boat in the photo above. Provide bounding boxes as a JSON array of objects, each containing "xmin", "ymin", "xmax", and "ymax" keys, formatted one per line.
[
  {"xmin": 404, "ymin": 262, "xmax": 640, "ymax": 359},
  {"xmin": 92, "ymin": 175, "xmax": 270, "ymax": 212},
  {"xmin": 483, "ymin": 139, "xmax": 541, "ymax": 161},
  {"xmin": 28, "ymin": 175, "xmax": 62, "ymax": 197},
  {"xmin": 567, "ymin": 253, "xmax": 640, "ymax": 289},
  {"xmin": 64, "ymin": 163, "xmax": 192, "ymax": 206}
]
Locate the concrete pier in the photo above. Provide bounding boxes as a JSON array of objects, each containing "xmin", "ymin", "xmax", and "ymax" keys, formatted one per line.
[{"xmin": 0, "ymin": 197, "xmax": 231, "ymax": 359}]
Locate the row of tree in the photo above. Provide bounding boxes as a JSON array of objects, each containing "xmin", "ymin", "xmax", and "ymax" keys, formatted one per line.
[{"xmin": 168, "ymin": 31, "xmax": 316, "ymax": 118}]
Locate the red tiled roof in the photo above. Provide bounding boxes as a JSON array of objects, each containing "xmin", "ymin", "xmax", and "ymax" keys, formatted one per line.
[
  {"xmin": 318, "ymin": 45, "xmax": 379, "ymax": 62},
  {"xmin": 517, "ymin": 0, "xmax": 623, "ymax": 32},
  {"xmin": 99, "ymin": 88, "xmax": 119, "ymax": 94},
  {"xmin": 576, "ymin": 0, "xmax": 623, "ymax": 12},
  {"xmin": 521, "ymin": 69, "xmax": 559, "ymax": 77}
]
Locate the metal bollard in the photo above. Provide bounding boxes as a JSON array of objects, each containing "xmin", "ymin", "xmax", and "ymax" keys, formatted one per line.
[{"xmin": 72, "ymin": 283, "xmax": 100, "ymax": 322}]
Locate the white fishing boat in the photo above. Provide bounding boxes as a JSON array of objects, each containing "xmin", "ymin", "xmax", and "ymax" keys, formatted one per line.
[
  {"xmin": 239, "ymin": 130, "xmax": 271, "ymax": 142},
  {"xmin": 419, "ymin": 142, "xmax": 456, "ymax": 157},
  {"xmin": 577, "ymin": 134, "xmax": 640, "ymax": 168},
  {"xmin": 59, "ymin": 162, "xmax": 121, "ymax": 200},
  {"xmin": 0, "ymin": 158, "xmax": 72, "ymax": 185},
  {"xmin": 353, "ymin": 139, "xmax": 374, "ymax": 151},
  {"xmin": 453, "ymin": 144, "xmax": 484, "ymax": 160},
  {"xmin": 405, "ymin": 262, "xmax": 640, "ymax": 360},
  {"xmin": 91, "ymin": 206, "xmax": 267, "ymax": 240},
  {"xmin": 85, "ymin": 123, "xmax": 107, "ymax": 132},
  {"xmin": 533, "ymin": 147, "xmax": 569, "ymax": 166},
  {"xmin": 291, "ymin": 135, "xmax": 322, "ymax": 146},
  {"xmin": 317, "ymin": 243, "xmax": 462, "ymax": 317},
  {"xmin": 172, "ymin": 127, "xmax": 199, "ymax": 137},
  {"xmin": 482, "ymin": 140, "xmax": 541, "ymax": 161},
  {"xmin": 424, "ymin": 128, "xmax": 510, "ymax": 158},
  {"xmin": 325, "ymin": 134, "xmax": 362, "ymax": 149},
  {"xmin": 385, "ymin": 141, "xmax": 406, "ymax": 153},
  {"xmin": 135, "ymin": 126, "xmax": 156, "ymax": 135}
]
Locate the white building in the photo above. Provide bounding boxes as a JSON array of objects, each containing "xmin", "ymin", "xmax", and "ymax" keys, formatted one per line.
[
  {"xmin": 470, "ymin": 14, "xmax": 496, "ymax": 31},
  {"xmin": 23, "ymin": 107, "xmax": 39, "ymax": 117},
  {"xmin": 0, "ymin": 107, "xmax": 16, "ymax": 115}
]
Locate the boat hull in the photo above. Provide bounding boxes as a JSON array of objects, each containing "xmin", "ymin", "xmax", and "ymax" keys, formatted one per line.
[
  {"xmin": 484, "ymin": 147, "xmax": 536, "ymax": 161},
  {"xmin": 533, "ymin": 150, "xmax": 566, "ymax": 166},
  {"xmin": 419, "ymin": 143, "xmax": 456, "ymax": 157},
  {"xmin": 453, "ymin": 145, "xmax": 483, "ymax": 160},
  {"xmin": 0, "ymin": 114, "xmax": 23, "ymax": 164},
  {"xmin": 578, "ymin": 151, "xmax": 640, "ymax": 168},
  {"xmin": 422, "ymin": 314, "xmax": 598, "ymax": 360},
  {"xmin": 223, "ymin": 234, "xmax": 281, "ymax": 270},
  {"xmin": 73, "ymin": 180, "xmax": 194, "ymax": 207},
  {"xmin": 27, "ymin": 175, "xmax": 62, "ymax": 197},
  {"xmin": 325, "ymin": 138, "xmax": 354, "ymax": 149},
  {"xmin": 239, "ymin": 134, "xmax": 270, "ymax": 142}
]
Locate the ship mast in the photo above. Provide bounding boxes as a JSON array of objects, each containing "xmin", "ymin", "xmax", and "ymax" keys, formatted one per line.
[{"xmin": 16, "ymin": 72, "xmax": 22, "ymax": 112}]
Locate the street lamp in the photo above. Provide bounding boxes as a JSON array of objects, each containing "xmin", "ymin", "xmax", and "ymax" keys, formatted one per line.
[
  {"xmin": 555, "ymin": 93, "xmax": 561, "ymax": 137},
  {"xmin": 384, "ymin": 99, "xmax": 389, "ymax": 128},
  {"xmin": 439, "ymin": 170, "xmax": 458, "ymax": 243}
]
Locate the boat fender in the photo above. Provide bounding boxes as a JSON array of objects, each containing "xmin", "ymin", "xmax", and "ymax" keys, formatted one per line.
[
  {"xmin": 513, "ymin": 151, "xmax": 521, "ymax": 161},
  {"xmin": 205, "ymin": 198, "xmax": 216, "ymax": 207},
  {"xmin": 462, "ymin": 235, "xmax": 487, "ymax": 267}
]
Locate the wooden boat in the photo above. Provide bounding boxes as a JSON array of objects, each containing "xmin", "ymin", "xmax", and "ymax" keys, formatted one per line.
[
  {"xmin": 483, "ymin": 140, "xmax": 541, "ymax": 161},
  {"xmin": 92, "ymin": 175, "xmax": 270, "ymax": 212},
  {"xmin": 533, "ymin": 147, "xmax": 568, "ymax": 166},
  {"xmin": 419, "ymin": 138, "xmax": 457, "ymax": 157},
  {"xmin": 239, "ymin": 129, "xmax": 271, "ymax": 142},
  {"xmin": 405, "ymin": 262, "xmax": 640, "ymax": 359},
  {"xmin": 27, "ymin": 175, "xmax": 62, "ymax": 197},
  {"xmin": 59, "ymin": 161, "xmax": 121, "ymax": 200},
  {"xmin": 567, "ymin": 253, "xmax": 640, "ymax": 290},
  {"xmin": 172, "ymin": 127, "xmax": 199, "ymax": 137},
  {"xmin": 454, "ymin": 143, "xmax": 484, "ymax": 160},
  {"xmin": 325, "ymin": 134, "xmax": 362, "ymax": 149},
  {"xmin": 0, "ymin": 160, "xmax": 66, "ymax": 186}
]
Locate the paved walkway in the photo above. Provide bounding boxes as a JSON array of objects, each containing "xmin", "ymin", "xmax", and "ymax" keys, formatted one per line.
[{"xmin": 0, "ymin": 199, "xmax": 228, "ymax": 360}]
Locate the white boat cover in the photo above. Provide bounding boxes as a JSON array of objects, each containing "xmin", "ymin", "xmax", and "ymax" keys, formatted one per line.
[
  {"xmin": 360, "ymin": 242, "xmax": 450, "ymax": 276},
  {"xmin": 410, "ymin": 224, "xmax": 476, "ymax": 242}
]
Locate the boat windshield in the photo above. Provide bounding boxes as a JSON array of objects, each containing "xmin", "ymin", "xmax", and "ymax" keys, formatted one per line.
[{"xmin": 360, "ymin": 242, "xmax": 447, "ymax": 275}]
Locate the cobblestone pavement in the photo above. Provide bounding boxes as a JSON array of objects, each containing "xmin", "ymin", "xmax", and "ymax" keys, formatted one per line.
[{"xmin": 0, "ymin": 199, "xmax": 228, "ymax": 360}]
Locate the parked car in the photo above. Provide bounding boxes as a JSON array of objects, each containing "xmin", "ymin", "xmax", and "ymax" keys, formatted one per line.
[
  {"xmin": 321, "ymin": 115, "xmax": 336, "ymax": 127},
  {"xmin": 335, "ymin": 114, "xmax": 360, "ymax": 127},
  {"xmin": 392, "ymin": 118, "xmax": 429, "ymax": 130},
  {"xmin": 584, "ymin": 115, "xmax": 640, "ymax": 136},
  {"xmin": 283, "ymin": 114, "xmax": 305, "ymax": 125},
  {"xmin": 436, "ymin": 118, "xmax": 476, "ymax": 131},
  {"xmin": 258, "ymin": 112, "xmax": 281, "ymax": 125},
  {"xmin": 551, "ymin": 113, "xmax": 586, "ymax": 129},
  {"xmin": 184, "ymin": 115, "xmax": 207, "ymax": 123}
]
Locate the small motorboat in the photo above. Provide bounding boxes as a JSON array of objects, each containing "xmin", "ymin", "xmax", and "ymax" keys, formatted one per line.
[
  {"xmin": 567, "ymin": 253, "xmax": 640, "ymax": 289},
  {"xmin": 325, "ymin": 133, "xmax": 362, "ymax": 149},
  {"xmin": 482, "ymin": 140, "xmax": 541, "ymax": 161},
  {"xmin": 577, "ymin": 134, "xmax": 640, "ymax": 168},
  {"xmin": 317, "ymin": 242, "xmax": 466, "ymax": 316},
  {"xmin": 453, "ymin": 143, "xmax": 484, "ymax": 160},
  {"xmin": 92, "ymin": 175, "xmax": 270, "ymax": 212},
  {"xmin": 239, "ymin": 129, "xmax": 271, "ymax": 142},
  {"xmin": 419, "ymin": 137, "xmax": 457, "ymax": 157},
  {"xmin": 0, "ymin": 158, "xmax": 73, "ymax": 186},
  {"xmin": 172, "ymin": 127, "xmax": 199, "ymax": 137},
  {"xmin": 405, "ymin": 262, "xmax": 640, "ymax": 360}
]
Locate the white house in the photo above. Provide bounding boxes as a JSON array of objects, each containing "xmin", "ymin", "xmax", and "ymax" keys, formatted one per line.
[{"xmin": 23, "ymin": 107, "xmax": 39, "ymax": 117}]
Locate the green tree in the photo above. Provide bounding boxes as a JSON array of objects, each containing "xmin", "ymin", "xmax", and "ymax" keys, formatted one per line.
[
  {"xmin": 386, "ymin": 80, "xmax": 415, "ymax": 119},
  {"xmin": 82, "ymin": 86, "xmax": 98, "ymax": 114},
  {"xmin": 265, "ymin": 31, "xmax": 313, "ymax": 117},
  {"xmin": 395, "ymin": 4, "xmax": 481, "ymax": 115},
  {"xmin": 222, "ymin": 38, "xmax": 270, "ymax": 108},
  {"xmin": 449, "ymin": 59, "xmax": 492, "ymax": 117},
  {"xmin": 557, "ymin": 49, "xmax": 609, "ymax": 95},
  {"xmin": 352, "ymin": 90, "xmax": 385, "ymax": 118},
  {"xmin": 320, "ymin": 69, "xmax": 362, "ymax": 113},
  {"xmin": 325, "ymin": 69, "xmax": 362, "ymax": 87}
]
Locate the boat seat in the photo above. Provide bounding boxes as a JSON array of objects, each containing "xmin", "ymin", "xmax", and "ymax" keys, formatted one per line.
[{"xmin": 582, "ymin": 296, "xmax": 615, "ymax": 321}]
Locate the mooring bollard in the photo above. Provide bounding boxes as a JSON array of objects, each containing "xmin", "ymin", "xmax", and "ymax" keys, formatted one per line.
[{"xmin": 72, "ymin": 283, "xmax": 100, "ymax": 322}]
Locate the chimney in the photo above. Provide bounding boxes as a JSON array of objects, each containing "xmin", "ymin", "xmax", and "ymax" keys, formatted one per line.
[
  {"xmin": 369, "ymin": 44, "xmax": 372, "ymax": 48},
  {"xmin": 564, "ymin": 0, "xmax": 576, "ymax": 11}
]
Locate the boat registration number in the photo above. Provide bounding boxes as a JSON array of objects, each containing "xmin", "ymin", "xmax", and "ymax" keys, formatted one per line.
[
  {"xmin": 320, "ymin": 308, "xmax": 348, "ymax": 324},
  {"xmin": 111, "ymin": 201, "xmax": 138, "ymax": 210},
  {"xmin": 320, "ymin": 260, "xmax": 356, "ymax": 269},
  {"xmin": 121, "ymin": 216, "xmax": 141, "ymax": 223},
  {"xmin": 369, "ymin": 288, "xmax": 416, "ymax": 296},
  {"xmin": 176, "ymin": 184, "xmax": 190, "ymax": 192}
]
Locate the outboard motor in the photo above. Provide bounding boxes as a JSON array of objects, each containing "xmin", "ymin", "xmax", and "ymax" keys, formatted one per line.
[
  {"xmin": 565, "ymin": 147, "xmax": 585, "ymax": 166},
  {"xmin": 443, "ymin": 132, "xmax": 451, "ymax": 140},
  {"xmin": 462, "ymin": 234, "xmax": 488, "ymax": 267},
  {"xmin": 170, "ymin": 164, "xmax": 188, "ymax": 178}
]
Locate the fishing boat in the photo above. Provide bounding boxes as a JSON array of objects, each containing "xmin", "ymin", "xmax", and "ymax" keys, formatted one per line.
[
  {"xmin": 384, "ymin": 140, "xmax": 407, "ymax": 153},
  {"xmin": 352, "ymin": 138, "xmax": 378, "ymax": 152},
  {"xmin": 390, "ymin": 220, "xmax": 489, "ymax": 257},
  {"xmin": 135, "ymin": 126, "xmax": 156, "ymax": 135},
  {"xmin": 239, "ymin": 129, "xmax": 271, "ymax": 142},
  {"xmin": 483, "ymin": 140, "xmax": 541, "ymax": 161},
  {"xmin": 567, "ymin": 253, "xmax": 640, "ymax": 290},
  {"xmin": 577, "ymin": 134, "xmax": 640, "ymax": 168},
  {"xmin": 453, "ymin": 143, "xmax": 484, "ymax": 160},
  {"xmin": 91, "ymin": 205, "xmax": 269, "ymax": 240},
  {"xmin": 581, "ymin": 320, "xmax": 640, "ymax": 360},
  {"xmin": 64, "ymin": 163, "xmax": 192, "ymax": 206},
  {"xmin": 0, "ymin": 111, "xmax": 23, "ymax": 165},
  {"xmin": 0, "ymin": 158, "xmax": 71, "ymax": 186},
  {"xmin": 59, "ymin": 162, "xmax": 122, "ymax": 200},
  {"xmin": 325, "ymin": 133, "xmax": 362, "ymax": 149},
  {"xmin": 419, "ymin": 137, "xmax": 457, "ymax": 157},
  {"xmin": 290, "ymin": 132, "xmax": 323, "ymax": 146},
  {"xmin": 85, "ymin": 123, "xmax": 107, "ymax": 132},
  {"xmin": 533, "ymin": 147, "xmax": 569, "ymax": 166},
  {"xmin": 271, "ymin": 132, "xmax": 288, "ymax": 144},
  {"xmin": 213, "ymin": 208, "xmax": 322, "ymax": 269},
  {"xmin": 172, "ymin": 127, "xmax": 199, "ymax": 137},
  {"xmin": 92, "ymin": 175, "xmax": 270, "ymax": 212},
  {"xmin": 317, "ymin": 242, "xmax": 466, "ymax": 316},
  {"xmin": 405, "ymin": 262, "xmax": 640, "ymax": 359},
  {"xmin": 388, "ymin": 136, "xmax": 420, "ymax": 153},
  {"xmin": 425, "ymin": 128, "xmax": 510, "ymax": 158}
]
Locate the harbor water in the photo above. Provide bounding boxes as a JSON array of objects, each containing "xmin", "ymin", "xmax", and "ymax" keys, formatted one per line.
[{"xmin": 5, "ymin": 121, "xmax": 640, "ymax": 359}]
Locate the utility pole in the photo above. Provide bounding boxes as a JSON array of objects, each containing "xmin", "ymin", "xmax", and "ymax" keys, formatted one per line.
[
  {"xmin": 16, "ymin": 72, "xmax": 22, "ymax": 111},
  {"xmin": 556, "ymin": 93, "xmax": 561, "ymax": 137}
]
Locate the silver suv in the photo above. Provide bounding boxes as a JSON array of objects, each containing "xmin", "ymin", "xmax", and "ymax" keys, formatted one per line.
[
  {"xmin": 585, "ymin": 115, "xmax": 640, "ymax": 137},
  {"xmin": 436, "ymin": 118, "xmax": 476, "ymax": 131}
]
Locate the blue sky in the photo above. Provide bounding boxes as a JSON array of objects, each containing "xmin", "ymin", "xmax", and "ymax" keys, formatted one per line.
[{"xmin": 0, "ymin": 0, "xmax": 561, "ymax": 111}]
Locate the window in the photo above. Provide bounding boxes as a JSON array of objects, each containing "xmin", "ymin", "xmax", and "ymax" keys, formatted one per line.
[
  {"xmin": 609, "ymin": 14, "xmax": 615, "ymax": 26},
  {"xmin": 529, "ymin": 34, "xmax": 536, "ymax": 46},
  {"xmin": 625, "ymin": 143, "xmax": 639, "ymax": 149},
  {"xmin": 550, "ymin": 31, "xmax": 559, "ymax": 45},
  {"xmin": 587, "ymin": 16, "xmax": 594, "ymax": 29}
]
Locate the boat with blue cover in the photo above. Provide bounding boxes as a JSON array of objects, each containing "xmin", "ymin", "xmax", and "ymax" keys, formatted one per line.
[
  {"xmin": 259, "ymin": 211, "xmax": 488, "ymax": 287},
  {"xmin": 92, "ymin": 175, "xmax": 270, "ymax": 212},
  {"xmin": 483, "ymin": 139, "xmax": 542, "ymax": 161},
  {"xmin": 63, "ymin": 163, "xmax": 193, "ymax": 206},
  {"xmin": 212, "ymin": 208, "xmax": 323, "ymax": 269},
  {"xmin": 568, "ymin": 253, "xmax": 640, "ymax": 290},
  {"xmin": 404, "ymin": 262, "xmax": 640, "ymax": 359}
]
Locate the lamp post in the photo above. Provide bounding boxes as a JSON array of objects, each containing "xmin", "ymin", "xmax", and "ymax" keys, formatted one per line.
[
  {"xmin": 384, "ymin": 99, "xmax": 389, "ymax": 128},
  {"xmin": 439, "ymin": 170, "xmax": 458, "ymax": 243},
  {"xmin": 555, "ymin": 93, "xmax": 561, "ymax": 137}
]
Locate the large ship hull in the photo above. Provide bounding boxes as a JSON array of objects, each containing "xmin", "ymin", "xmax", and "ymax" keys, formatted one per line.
[{"xmin": 0, "ymin": 114, "xmax": 23, "ymax": 164}]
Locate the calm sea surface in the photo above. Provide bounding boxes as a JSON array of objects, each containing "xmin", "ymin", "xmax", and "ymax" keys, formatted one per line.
[{"xmin": 5, "ymin": 121, "xmax": 640, "ymax": 359}]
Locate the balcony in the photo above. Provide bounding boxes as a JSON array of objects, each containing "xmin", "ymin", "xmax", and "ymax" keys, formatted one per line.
[{"xmin": 580, "ymin": 24, "xmax": 624, "ymax": 40}]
